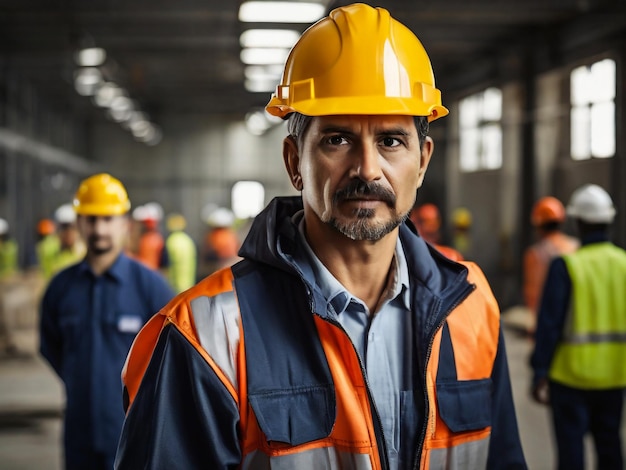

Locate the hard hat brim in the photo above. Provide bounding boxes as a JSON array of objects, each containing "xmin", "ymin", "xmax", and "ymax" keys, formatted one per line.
[
  {"xmin": 74, "ymin": 202, "xmax": 131, "ymax": 216},
  {"xmin": 266, "ymin": 95, "xmax": 449, "ymax": 123}
]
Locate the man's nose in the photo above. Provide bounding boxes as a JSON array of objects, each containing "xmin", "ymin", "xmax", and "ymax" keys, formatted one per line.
[
  {"xmin": 349, "ymin": 143, "xmax": 383, "ymax": 182},
  {"xmin": 91, "ymin": 217, "xmax": 108, "ymax": 234}
]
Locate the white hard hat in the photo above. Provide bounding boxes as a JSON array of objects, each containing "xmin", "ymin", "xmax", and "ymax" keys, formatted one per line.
[
  {"xmin": 0, "ymin": 218, "xmax": 8, "ymax": 235},
  {"xmin": 206, "ymin": 207, "xmax": 235, "ymax": 228},
  {"xmin": 142, "ymin": 202, "xmax": 164, "ymax": 221},
  {"xmin": 132, "ymin": 205, "xmax": 147, "ymax": 221},
  {"xmin": 55, "ymin": 203, "xmax": 77, "ymax": 224},
  {"xmin": 201, "ymin": 203, "xmax": 218, "ymax": 224},
  {"xmin": 133, "ymin": 206, "xmax": 146, "ymax": 222},
  {"xmin": 566, "ymin": 184, "xmax": 616, "ymax": 224}
]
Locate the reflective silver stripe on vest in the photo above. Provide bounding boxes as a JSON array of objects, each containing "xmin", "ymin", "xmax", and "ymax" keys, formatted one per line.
[
  {"xmin": 190, "ymin": 292, "xmax": 240, "ymax": 389},
  {"xmin": 428, "ymin": 436, "xmax": 489, "ymax": 469},
  {"xmin": 564, "ymin": 332, "xmax": 626, "ymax": 344},
  {"xmin": 242, "ymin": 447, "xmax": 373, "ymax": 470}
]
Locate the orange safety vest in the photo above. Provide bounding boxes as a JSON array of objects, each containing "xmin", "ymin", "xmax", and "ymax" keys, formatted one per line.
[
  {"xmin": 121, "ymin": 262, "xmax": 501, "ymax": 469},
  {"xmin": 137, "ymin": 230, "xmax": 165, "ymax": 270}
]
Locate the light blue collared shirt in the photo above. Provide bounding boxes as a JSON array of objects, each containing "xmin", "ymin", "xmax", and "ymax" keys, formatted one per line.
[{"xmin": 292, "ymin": 214, "xmax": 413, "ymax": 470}]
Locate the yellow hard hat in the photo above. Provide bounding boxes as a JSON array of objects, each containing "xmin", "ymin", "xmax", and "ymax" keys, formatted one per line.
[
  {"xmin": 73, "ymin": 173, "xmax": 131, "ymax": 216},
  {"xmin": 452, "ymin": 207, "xmax": 472, "ymax": 228},
  {"xmin": 167, "ymin": 213, "xmax": 187, "ymax": 231},
  {"xmin": 265, "ymin": 3, "xmax": 448, "ymax": 122}
]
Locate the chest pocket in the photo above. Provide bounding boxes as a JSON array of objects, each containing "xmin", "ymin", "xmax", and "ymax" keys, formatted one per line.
[
  {"xmin": 249, "ymin": 384, "xmax": 335, "ymax": 446},
  {"xmin": 436, "ymin": 322, "xmax": 492, "ymax": 432},
  {"xmin": 233, "ymin": 261, "xmax": 337, "ymax": 447}
]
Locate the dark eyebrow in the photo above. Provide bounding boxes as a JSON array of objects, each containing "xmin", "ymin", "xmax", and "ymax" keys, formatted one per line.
[
  {"xmin": 318, "ymin": 125, "xmax": 412, "ymax": 137},
  {"xmin": 378, "ymin": 128, "xmax": 412, "ymax": 137},
  {"xmin": 319, "ymin": 125, "xmax": 356, "ymax": 135}
]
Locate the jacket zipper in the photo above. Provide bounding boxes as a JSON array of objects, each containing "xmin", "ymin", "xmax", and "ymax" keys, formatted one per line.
[
  {"xmin": 305, "ymin": 286, "xmax": 391, "ymax": 470},
  {"xmin": 412, "ymin": 282, "xmax": 476, "ymax": 470}
]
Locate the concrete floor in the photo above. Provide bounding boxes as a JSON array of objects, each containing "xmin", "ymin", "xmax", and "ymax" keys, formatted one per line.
[{"xmin": 0, "ymin": 313, "xmax": 623, "ymax": 469}]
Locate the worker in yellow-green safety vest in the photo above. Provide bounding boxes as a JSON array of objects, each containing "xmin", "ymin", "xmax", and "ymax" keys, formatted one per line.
[
  {"xmin": 50, "ymin": 204, "xmax": 86, "ymax": 276},
  {"xmin": 0, "ymin": 218, "xmax": 18, "ymax": 280},
  {"xmin": 36, "ymin": 218, "xmax": 60, "ymax": 280},
  {"xmin": 531, "ymin": 184, "xmax": 626, "ymax": 470},
  {"xmin": 165, "ymin": 213, "xmax": 197, "ymax": 293}
]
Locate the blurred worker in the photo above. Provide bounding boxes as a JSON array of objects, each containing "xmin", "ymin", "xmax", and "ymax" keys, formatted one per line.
[
  {"xmin": 165, "ymin": 213, "xmax": 197, "ymax": 293},
  {"xmin": 115, "ymin": 5, "xmax": 526, "ymax": 468},
  {"xmin": 36, "ymin": 218, "xmax": 59, "ymax": 280},
  {"xmin": 200, "ymin": 206, "xmax": 240, "ymax": 277},
  {"xmin": 50, "ymin": 203, "xmax": 86, "ymax": 276},
  {"xmin": 451, "ymin": 206, "xmax": 473, "ymax": 259},
  {"xmin": 134, "ymin": 202, "xmax": 169, "ymax": 272},
  {"xmin": 39, "ymin": 173, "xmax": 174, "ymax": 470},
  {"xmin": 523, "ymin": 196, "xmax": 579, "ymax": 334},
  {"xmin": 0, "ymin": 218, "xmax": 18, "ymax": 280},
  {"xmin": 531, "ymin": 184, "xmax": 626, "ymax": 470},
  {"xmin": 0, "ymin": 217, "xmax": 19, "ymax": 354},
  {"xmin": 409, "ymin": 202, "xmax": 464, "ymax": 261}
]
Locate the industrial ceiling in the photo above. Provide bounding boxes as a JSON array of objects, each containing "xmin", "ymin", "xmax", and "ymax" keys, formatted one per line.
[{"xmin": 0, "ymin": 0, "xmax": 624, "ymax": 124}]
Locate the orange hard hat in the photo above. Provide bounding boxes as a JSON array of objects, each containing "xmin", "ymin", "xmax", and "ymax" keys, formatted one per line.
[
  {"xmin": 38, "ymin": 218, "xmax": 56, "ymax": 235},
  {"xmin": 531, "ymin": 197, "xmax": 566, "ymax": 226}
]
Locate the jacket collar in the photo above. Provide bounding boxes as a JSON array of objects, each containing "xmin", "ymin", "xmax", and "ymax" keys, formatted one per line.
[
  {"xmin": 76, "ymin": 252, "xmax": 130, "ymax": 282},
  {"xmin": 240, "ymin": 196, "xmax": 469, "ymax": 299}
]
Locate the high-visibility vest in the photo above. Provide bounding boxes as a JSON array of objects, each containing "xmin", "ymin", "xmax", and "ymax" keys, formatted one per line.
[
  {"xmin": 121, "ymin": 261, "xmax": 501, "ymax": 469},
  {"xmin": 549, "ymin": 242, "xmax": 626, "ymax": 389},
  {"xmin": 165, "ymin": 231, "xmax": 197, "ymax": 293}
]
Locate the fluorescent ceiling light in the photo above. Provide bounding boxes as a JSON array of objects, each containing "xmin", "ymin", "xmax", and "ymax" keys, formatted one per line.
[
  {"xmin": 75, "ymin": 47, "xmax": 107, "ymax": 67},
  {"xmin": 245, "ymin": 78, "xmax": 279, "ymax": 93},
  {"xmin": 240, "ymin": 48, "xmax": 289, "ymax": 65},
  {"xmin": 110, "ymin": 96, "xmax": 133, "ymax": 112},
  {"xmin": 93, "ymin": 82, "xmax": 122, "ymax": 107},
  {"xmin": 239, "ymin": 1, "xmax": 325, "ymax": 23},
  {"xmin": 74, "ymin": 68, "xmax": 103, "ymax": 96},
  {"xmin": 240, "ymin": 29, "xmax": 300, "ymax": 48},
  {"xmin": 244, "ymin": 64, "xmax": 283, "ymax": 81}
]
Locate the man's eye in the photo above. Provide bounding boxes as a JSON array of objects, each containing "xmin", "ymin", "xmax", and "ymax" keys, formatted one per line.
[
  {"xmin": 327, "ymin": 135, "xmax": 347, "ymax": 145},
  {"xmin": 381, "ymin": 137, "xmax": 401, "ymax": 147}
]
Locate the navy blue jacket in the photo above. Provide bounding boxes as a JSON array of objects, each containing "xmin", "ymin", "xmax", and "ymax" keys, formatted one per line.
[
  {"xmin": 40, "ymin": 253, "xmax": 174, "ymax": 461},
  {"xmin": 115, "ymin": 197, "xmax": 526, "ymax": 469}
]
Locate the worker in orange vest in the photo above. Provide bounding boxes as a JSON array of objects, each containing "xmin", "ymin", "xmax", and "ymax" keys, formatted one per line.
[
  {"xmin": 200, "ymin": 207, "xmax": 240, "ymax": 277},
  {"xmin": 134, "ymin": 202, "xmax": 169, "ymax": 273},
  {"xmin": 523, "ymin": 196, "xmax": 579, "ymax": 335},
  {"xmin": 410, "ymin": 203, "xmax": 464, "ymax": 261}
]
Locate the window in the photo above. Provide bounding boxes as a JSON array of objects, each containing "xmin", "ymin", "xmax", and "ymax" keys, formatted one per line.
[
  {"xmin": 232, "ymin": 181, "xmax": 265, "ymax": 219},
  {"xmin": 459, "ymin": 87, "xmax": 502, "ymax": 171},
  {"xmin": 570, "ymin": 58, "xmax": 615, "ymax": 160}
]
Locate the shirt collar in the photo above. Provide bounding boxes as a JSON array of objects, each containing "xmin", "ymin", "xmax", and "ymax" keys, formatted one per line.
[
  {"xmin": 295, "ymin": 213, "xmax": 410, "ymax": 316},
  {"xmin": 76, "ymin": 252, "xmax": 129, "ymax": 282}
]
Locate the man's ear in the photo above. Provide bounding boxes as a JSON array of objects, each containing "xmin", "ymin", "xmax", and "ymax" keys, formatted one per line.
[
  {"xmin": 417, "ymin": 136, "xmax": 434, "ymax": 188},
  {"xmin": 283, "ymin": 136, "xmax": 303, "ymax": 191}
]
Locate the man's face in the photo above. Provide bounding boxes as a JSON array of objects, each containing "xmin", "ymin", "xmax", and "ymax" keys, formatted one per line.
[
  {"xmin": 58, "ymin": 224, "xmax": 79, "ymax": 249},
  {"xmin": 77, "ymin": 214, "xmax": 129, "ymax": 256},
  {"xmin": 284, "ymin": 115, "xmax": 433, "ymax": 241}
]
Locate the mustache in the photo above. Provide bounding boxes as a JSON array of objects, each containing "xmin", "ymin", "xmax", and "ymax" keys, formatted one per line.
[
  {"xmin": 88, "ymin": 235, "xmax": 109, "ymax": 244},
  {"xmin": 333, "ymin": 180, "xmax": 396, "ymax": 206}
]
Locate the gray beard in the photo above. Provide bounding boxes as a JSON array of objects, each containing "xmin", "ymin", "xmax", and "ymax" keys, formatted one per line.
[{"xmin": 329, "ymin": 208, "xmax": 409, "ymax": 241}]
